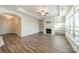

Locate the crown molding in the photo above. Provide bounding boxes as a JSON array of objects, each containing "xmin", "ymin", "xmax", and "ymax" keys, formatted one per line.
[
  {"xmin": 17, "ymin": 7, "xmax": 40, "ymax": 19},
  {"xmin": 0, "ymin": 7, "xmax": 40, "ymax": 19}
]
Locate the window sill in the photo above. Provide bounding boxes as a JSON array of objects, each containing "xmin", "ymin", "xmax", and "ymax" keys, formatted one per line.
[{"xmin": 67, "ymin": 33, "xmax": 79, "ymax": 46}]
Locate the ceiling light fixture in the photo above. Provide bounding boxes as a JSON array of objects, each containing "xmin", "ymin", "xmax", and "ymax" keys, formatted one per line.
[{"xmin": 37, "ymin": 9, "xmax": 49, "ymax": 16}]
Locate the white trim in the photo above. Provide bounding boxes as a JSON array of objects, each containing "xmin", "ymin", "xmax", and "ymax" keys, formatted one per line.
[
  {"xmin": 0, "ymin": 7, "xmax": 40, "ymax": 19},
  {"xmin": 65, "ymin": 33, "xmax": 79, "ymax": 52},
  {"xmin": 17, "ymin": 7, "xmax": 40, "ymax": 19}
]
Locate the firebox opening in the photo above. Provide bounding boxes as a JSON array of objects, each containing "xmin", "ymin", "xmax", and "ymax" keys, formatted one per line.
[{"xmin": 46, "ymin": 29, "xmax": 51, "ymax": 34}]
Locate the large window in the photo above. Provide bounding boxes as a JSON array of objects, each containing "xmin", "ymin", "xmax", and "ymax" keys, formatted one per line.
[
  {"xmin": 68, "ymin": 7, "xmax": 79, "ymax": 42},
  {"xmin": 74, "ymin": 10, "xmax": 79, "ymax": 41},
  {"xmin": 75, "ymin": 10, "xmax": 79, "ymax": 37},
  {"xmin": 69, "ymin": 15, "xmax": 74, "ymax": 37}
]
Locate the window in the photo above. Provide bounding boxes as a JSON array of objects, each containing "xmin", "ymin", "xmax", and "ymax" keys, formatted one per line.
[
  {"xmin": 69, "ymin": 15, "xmax": 74, "ymax": 37},
  {"xmin": 67, "ymin": 7, "xmax": 79, "ymax": 42},
  {"xmin": 74, "ymin": 10, "xmax": 79, "ymax": 42},
  {"xmin": 75, "ymin": 10, "xmax": 79, "ymax": 37}
]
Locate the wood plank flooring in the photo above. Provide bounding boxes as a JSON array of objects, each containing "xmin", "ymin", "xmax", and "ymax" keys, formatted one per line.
[{"xmin": 0, "ymin": 33, "xmax": 75, "ymax": 53}]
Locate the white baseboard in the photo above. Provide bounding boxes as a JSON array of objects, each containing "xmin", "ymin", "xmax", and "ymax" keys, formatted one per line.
[{"xmin": 65, "ymin": 33, "xmax": 79, "ymax": 53}]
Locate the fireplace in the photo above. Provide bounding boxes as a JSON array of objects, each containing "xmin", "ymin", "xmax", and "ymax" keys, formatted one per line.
[
  {"xmin": 46, "ymin": 29, "xmax": 51, "ymax": 34},
  {"xmin": 43, "ymin": 18, "xmax": 55, "ymax": 35}
]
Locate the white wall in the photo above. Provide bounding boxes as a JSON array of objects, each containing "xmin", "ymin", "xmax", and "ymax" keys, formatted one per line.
[
  {"xmin": 54, "ymin": 16, "xmax": 65, "ymax": 35},
  {"xmin": 39, "ymin": 19, "xmax": 43, "ymax": 32},
  {"xmin": 43, "ymin": 16, "xmax": 65, "ymax": 35},
  {"xmin": 0, "ymin": 7, "xmax": 40, "ymax": 37},
  {"xmin": 21, "ymin": 14, "xmax": 39, "ymax": 37}
]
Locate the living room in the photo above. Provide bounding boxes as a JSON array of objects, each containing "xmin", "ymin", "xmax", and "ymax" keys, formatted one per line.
[{"xmin": 0, "ymin": 5, "xmax": 79, "ymax": 53}]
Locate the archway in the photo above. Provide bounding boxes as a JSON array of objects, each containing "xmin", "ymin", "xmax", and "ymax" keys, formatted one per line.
[{"xmin": 0, "ymin": 13, "xmax": 21, "ymax": 36}]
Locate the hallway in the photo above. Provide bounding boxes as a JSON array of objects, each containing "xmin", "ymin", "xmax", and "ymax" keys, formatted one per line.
[{"xmin": 0, "ymin": 33, "xmax": 75, "ymax": 53}]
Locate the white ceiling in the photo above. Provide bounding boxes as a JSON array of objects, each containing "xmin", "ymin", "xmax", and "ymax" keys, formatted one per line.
[{"xmin": 0, "ymin": 5, "xmax": 73, "ymax": 18}]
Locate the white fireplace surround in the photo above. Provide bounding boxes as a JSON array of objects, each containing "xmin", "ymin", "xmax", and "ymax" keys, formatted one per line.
[
  {"xmin": 43, "ymin": 17, "xmax": 55, "ymax": 35},
  {"xmin": 43, "ymin": 26, "xmax": 55, "ymax": 35}
]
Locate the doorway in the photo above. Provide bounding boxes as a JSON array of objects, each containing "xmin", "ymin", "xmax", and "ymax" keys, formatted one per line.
[{"xmin": 0, "ymin": 14, "xmax": 21, "ymax": 36}]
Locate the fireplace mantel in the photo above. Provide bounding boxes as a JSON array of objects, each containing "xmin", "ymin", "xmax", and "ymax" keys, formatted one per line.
[{"xmin": 43, "ymin": 17, "xmax": 55, "ymax": 35}]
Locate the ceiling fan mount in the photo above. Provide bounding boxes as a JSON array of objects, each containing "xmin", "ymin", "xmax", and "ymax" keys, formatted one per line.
[{"xmin": 37, "ymin": 9, "xmax": 49, "ymax": 16}]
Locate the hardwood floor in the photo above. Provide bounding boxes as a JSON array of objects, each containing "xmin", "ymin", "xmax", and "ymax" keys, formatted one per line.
[{"xmin": 0, "ymin": 33, "xmax": 75, "ymax": 53}]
